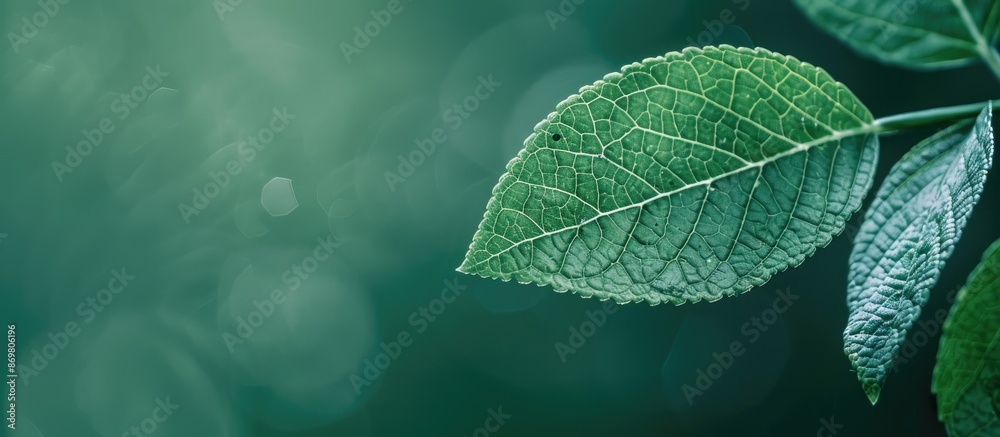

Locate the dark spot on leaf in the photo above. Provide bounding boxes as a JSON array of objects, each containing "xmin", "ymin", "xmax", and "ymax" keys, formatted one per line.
[{"xmin": 552, "ymin": 133, "xmax": 562, "ymax": 141}]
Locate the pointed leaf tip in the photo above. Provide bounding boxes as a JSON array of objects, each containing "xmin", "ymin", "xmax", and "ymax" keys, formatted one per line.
[{"xmin": 864, "ymin": 382, "xmax": 881, "ymax": 405}]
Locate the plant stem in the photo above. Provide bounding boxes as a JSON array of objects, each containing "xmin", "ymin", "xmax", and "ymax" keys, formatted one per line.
[
  {"xmin": 951, "ymin": 0, "xmax": 1000, "ymax": 82},
  {"xmin": 873, "ymin": 100, "xmax": 997, "ymax": 133},
  {"xmin": 983, "ymin": 47, "xmax": 1000, "ymax": 82}
]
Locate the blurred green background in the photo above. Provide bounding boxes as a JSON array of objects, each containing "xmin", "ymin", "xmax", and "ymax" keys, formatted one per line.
[{"xmin": 1, "ymin": 0, "xmax": 998, "ymax": 436}]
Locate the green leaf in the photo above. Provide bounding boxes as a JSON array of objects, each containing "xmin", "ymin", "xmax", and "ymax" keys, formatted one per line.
[
  {"xmin": 933, "ymin": 239, "xmax": 1000, "ymax": 435},
  {"xmin": 458, "ymin": 45, "xmax": 879, "ymax": 305},
  {"xmin": 949, "ymin": 379, "xmax": 1000, "ymax": 436},
  {"xmin": 794, "ymin": 0, "xmax": 1000, "ymax": 70},
  {"xmin": 845, "ymin": 105, "xmax": 994, "ymax": 404}
]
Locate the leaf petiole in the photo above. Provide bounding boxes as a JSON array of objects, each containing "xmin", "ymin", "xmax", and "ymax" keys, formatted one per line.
[{"xmin": 873, "ymin": 99, "xmax": 998, "ymax": 134}]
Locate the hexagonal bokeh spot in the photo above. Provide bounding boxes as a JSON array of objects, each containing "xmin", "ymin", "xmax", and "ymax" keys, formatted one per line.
[{"xmin": 261, "ymin": 177, "xmax": 298, "ymax": 216}]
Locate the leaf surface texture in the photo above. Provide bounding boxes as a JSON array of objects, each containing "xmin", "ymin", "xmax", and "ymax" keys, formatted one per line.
[{"xmin": 460, "ymin": 46, "xmax": 879, "ymax": 305}]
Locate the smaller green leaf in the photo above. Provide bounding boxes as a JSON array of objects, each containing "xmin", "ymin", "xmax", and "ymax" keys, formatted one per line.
[
  {"xmin": 844, "ymin": 105, "xmax": 994, "ymax": 404},
  {"xmin": 933, "ymin": 239, "xmax": 1000, "ymax": 435},
  {"xmin": 794, "ymin": 0, "xmax": 1000, "ymax": 70}
]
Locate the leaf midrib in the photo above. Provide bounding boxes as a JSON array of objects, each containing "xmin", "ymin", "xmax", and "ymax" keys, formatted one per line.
[
  {"xmin": 463, "ymin": 124, "xmax": 879, "ymax": 272},
  {"xmin": 953, "ymin": 0, "xmax": 992, "ymax": 54}
]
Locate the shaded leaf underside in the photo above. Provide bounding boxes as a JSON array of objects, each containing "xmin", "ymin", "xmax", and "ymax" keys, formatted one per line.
[{"xmin": 794, "ymin": 0, "xmax": 1000, "ymax": 69}]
